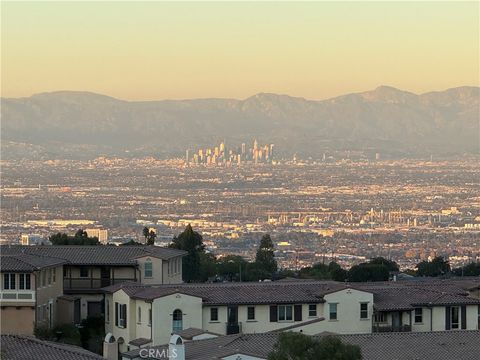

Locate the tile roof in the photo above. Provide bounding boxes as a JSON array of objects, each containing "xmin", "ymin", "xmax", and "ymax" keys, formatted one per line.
[
  {"xmin": 0, "ymin": 245, "xmax": 186, "ymax": 267},
  {"xmin": 104, "ymin": 280, "xmax": 349, "ymax": 305},
  {"xmin": 173, "ymin": 328, "xmax": 220, "ymax": 340},
  {"xmin": 0, "ymin": 253, "xmax": 67, "ymax": 272},
  {"xmin": 122, "ymin": 330, "xmax": 480, "ymax": 360},
  {"xmin": 0, "ymin": 335, "xmax": 103, "ymax": 360},
  {"xmin": 104, "ymin": 278, "xmax": 480, "ymax": 308},
  {"xmin": 354, "ymin": 281, "xmax": 480, "ymax": 311},
  {"xmin": 128, "ymin": 337, "xmax": 152, "ymax": 347}
]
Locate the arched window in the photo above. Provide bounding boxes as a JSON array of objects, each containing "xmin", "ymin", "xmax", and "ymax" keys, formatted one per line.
[{"xmin": 172, "ymin": 309, "xmax": 183, "ymax": 332}]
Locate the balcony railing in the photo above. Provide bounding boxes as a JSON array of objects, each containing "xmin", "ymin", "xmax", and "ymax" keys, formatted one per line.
[
  {"xmin": 63, "ymin": 277, "xmax": 136, "ymax": 292},
  {"xmin": 0, "ymin": 290, "xmax": 36, "ymax": 303},
  {"xmin": 226, "ymin": 322, "xmax": 242, "ymax": 335},
  {"xmin": 373, "ymin": 324, "xmax": 412, "ymax": 333}
]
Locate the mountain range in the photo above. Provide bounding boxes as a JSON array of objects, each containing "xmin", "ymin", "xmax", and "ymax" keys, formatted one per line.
[{"xmin": 1, "ymin": 86, "xmax": 479, "ymax": 159}]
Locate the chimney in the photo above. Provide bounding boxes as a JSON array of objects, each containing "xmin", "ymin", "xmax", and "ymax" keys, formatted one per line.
[{"xmin": 169, "ymin": 335, "xmax": 185, "ymax": 360}]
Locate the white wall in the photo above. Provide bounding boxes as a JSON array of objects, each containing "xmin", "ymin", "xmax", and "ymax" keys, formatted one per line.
[
  {"xmin": 152, "ymin": 293, "xmax": 203, "ymax": 345},
  {"xmin": 322, "ymin": 288, "xmax": 373, "ymax": 334}
]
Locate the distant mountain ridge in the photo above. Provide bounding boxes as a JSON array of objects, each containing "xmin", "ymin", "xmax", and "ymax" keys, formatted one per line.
[{"xmin": 1, "ymin": 86, "xmax": 479, "ymax": 159}]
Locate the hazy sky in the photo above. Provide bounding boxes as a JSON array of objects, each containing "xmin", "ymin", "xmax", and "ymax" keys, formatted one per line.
[{"xmin": 2, "ymin": 1, "xmax": 479, "ymax": 100}]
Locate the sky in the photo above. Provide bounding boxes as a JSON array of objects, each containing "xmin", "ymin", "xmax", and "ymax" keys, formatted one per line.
[{"xmin": 1, "ymin": 1, "xmax": 479, "ymax": 101}]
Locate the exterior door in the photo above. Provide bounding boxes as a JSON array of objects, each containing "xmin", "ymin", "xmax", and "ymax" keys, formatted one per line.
[
  {"xmin": 87, "ymin": 301, "xmax": 102, "ymax": 317},
  {"xmin": 74, "ymin": 299, "xmax": 81, "ymax": 324},
  {"xmin": 226, "ymin": 306, "xmax": 239, "ymax": 335},
  {"xmin": 392, "ymin": 311, "xmax": 402, "ymax": 331}
]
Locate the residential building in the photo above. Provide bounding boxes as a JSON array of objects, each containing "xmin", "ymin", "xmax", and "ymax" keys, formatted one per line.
[
  {"xmin": 85, "ymin": 228, "xmax": 109, "ymax": 244},
  {"xmin": 103, "ymin": 279, "xmax": 480, "ymax": 353},
  {"xmin": 103, "ymin": 281, "xmax": 374, "ymax": 351},
  {"xmin": 1, "ymin": 245, "xmax": 186, "ymax": 322},
  {"xmin": 0, "ymin": 253, "xmax": 66, "ymax": 335}
]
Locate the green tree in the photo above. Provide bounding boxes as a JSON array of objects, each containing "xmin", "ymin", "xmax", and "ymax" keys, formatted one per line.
[
  {"xmin": 198, "ymin": 252, "xmax": 217, "ymax": 282},
  {"xmin": 452, "ymin": 262, "xmax": 480, "ymax": 276},
  {"xmin": 142, "ymin": 227, "xmax": 150, "ymax": 242},
  {"xmin": 169, "ymin": 225, "xmax": 205, "ymax": 282},
  {"xmin": 49, "ymin": 230, "xmax": 99, "ymax": 245},
  {"xmin": 329, "ymin": 262, "xmax": 348, "ymax": 282},
  {"xmin": 268, "ymin": 332, "xmax": 362, "ymax": 360},
  {"xmin": 217, "ymin": 255, "xmax": 248, "ymax": 281},
  {"xmin": 369, "ymin": 257, "xmax": 399, "ymax": 272},
  {"xmin": 416, "ymin": 256, "xmax": 451, "ymax": 277},
  {"xmin": 253, "ymin": 234, "xmax": 277, "ymax": 280},
  {"xmin": 348, "ymin": 263, "xmax": 389, "ymax": 282}
]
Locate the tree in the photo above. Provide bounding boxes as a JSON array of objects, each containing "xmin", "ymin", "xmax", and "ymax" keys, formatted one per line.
[
  {"xmin": 348, "ymin": 263, "xmax": 389, "ymax": 282},
  {"xmin": 329, "ymin": 262, "xmax": 348, "ymax": 282},
  {"xmin": 253, "ymin": 234, "xmax": 277, "ymax": 280},
  {"xmin": 121, "ymin": 239, "xmax": 143, "ymax": 246},
  {"xmin": 416, "ymin": 256, "xmax": 451, "ymax": 277},
  {"xmin": 49, "ymin": 230, "xmax": 99, "ymax": 245},
  {"xmin": 369, "ymin": 257, "xmax": 399, "ymax": 272},
  {"xmin": 169, "ymin": 225, "xmax": 205, "ymax": 282},
  {"xmin": 217, "ymin": 255, "xmax": 248, "ymax": 281},
  {"xmin": 268, "ymin": 332, "xmax": 362, "ymax": 360},
  {"xmin": 142, "ymin": 227, "xmax": 156, "ymax": 245},
  {"xmin": 452, "ymin": 262, "xmax": 480, "ymax": 276}
]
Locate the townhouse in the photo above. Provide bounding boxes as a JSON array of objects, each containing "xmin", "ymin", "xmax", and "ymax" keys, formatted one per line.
[
  {"xmin": 103, "ymin": 278, "xmax": 480, "ymax": 354},
  {"xmin": 104, "ymin": 280, "xmax": 375, "ymax": 351},
  {"xmin": 0, "ymin": 253, "xmax": 66, "ymax": 335},
  {"xmin": 0, "ymin": 245, "xmax": 186, "ymax": 334}
]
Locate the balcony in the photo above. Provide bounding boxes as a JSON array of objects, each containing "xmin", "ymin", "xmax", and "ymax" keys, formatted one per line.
[
  {"xmin": 63, "ymin": 277, "xmax": 136, "ymax": 293},
  {"xmin": 373, "ymin": 324, "xmax": 412, "ymax": 333},
  {"xmin": 0, "ymin": 290, "xmax": 36, "ymax": 304}
]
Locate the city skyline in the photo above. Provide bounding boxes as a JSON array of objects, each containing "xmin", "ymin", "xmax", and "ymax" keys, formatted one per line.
[{"xmin": 2, "ymin": 2, "xmax": 478, "ymax": 100}]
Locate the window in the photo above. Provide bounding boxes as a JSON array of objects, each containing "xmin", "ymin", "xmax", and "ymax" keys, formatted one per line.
[
  {"xmin": 374, "ymin": 312, "xmax": 387, "ymax": 323},
  {"xmin": 3, "ymin": 274, "xmax": 15, "ymax": 290},
  {"xmin": 144, "ymin": 261, "xmax": 153, "ymax": 278},
  {"xmin": 148, "ymin": 309, "xmax": 152, "ymax": 326},
  {"xmin": 329, "ymin": 303, "xmax": 338, "ymax": 320},
  {"xmin": 210, "ymin": 307, "xmax": 219, "ymax": 321},
  {"xmin": 172, "ymin": 309, "xmax": 183, "ymax": 332},
  {"xmin": 247, "ymin": 306, "xmax": 255, "ymax": 320},
  {"xmin": 308, "ymin": 304, "xmax": 317, "ymax": 317},
  {"xmin": 79, "ymin": 267, "xmax": 89, "ymax": 278},
  {"xmin": 115, "ymin": 303, "xmax": 127, "ymax": 328},
  {"xmin": 278, "ymin": 305, "xmax": 293, "ymax": 321},
  {"xmin": 451, "ymin": 306, "xmax": 460, "ymax": 329},
  {"xmin": 53, "ymin": 268, "xmax": 56, "ymax": 283},
  {"xmin": 48, "ymin": 269, "xmax": 52, "ymax": 285},
  {"xmin": 19, "ymin": 274, "xmax": 31, "ymax": 290},
  {"xmin": 138, "ymin": 307, "xmax": 142, "ymax": 324},
  {"xmin": 414, "ymin": 308, "xmax": 423, "ymax": 323},
  {"xmin": 360, "ymin": 303, "xmax": 368, "ymax": 319},
  {"xmin": 106, "ymin": 300, "xmax": 110, "ymax": 322},
  {"xmin": 177, "ymin": 258, "xmax": 181, "ymax": 273}
]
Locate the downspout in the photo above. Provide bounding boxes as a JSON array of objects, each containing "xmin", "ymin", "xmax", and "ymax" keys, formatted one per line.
[
  {"xmin": 429, "ymin": 303, "xmax": 433, "ymax": 331},
  {"xmin": 34, "ymin": 271, "xmax": 38, "ymax": 330}
]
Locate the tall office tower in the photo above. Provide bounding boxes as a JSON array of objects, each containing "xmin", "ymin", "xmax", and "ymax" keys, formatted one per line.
[
  {"xmin": 193, "ymin": 154, "xmax": 199, "ymax": 164},
  {"xmin": 214, "ymin": 147, "xmax": 219, "ymax": 157},
  {"xmin": 270, "ymin": 144, "xmax": 274, "ymax": 160},
  {"xmin": 253, "ymin": 139, "xmax": 258, "ymax": 152},
  {"xmin": 220, "ymin": 141, "xmax": 225, "ymax": 154},
  {"xmin": 237, "ymin": 155, "xmax": 241, "ymax": 165},
  {"xmin": 185, "ymin": 149, "xmax": 190, "ymax": 165},
  {"xmin": 241, "ymin": 143, "xmax": 246, "ymax": 155},
  {"xmin": 375, "ymin": 152, "xmax": 381, "ymax": 161},
  {"xmin": 322, "ymin": 153, "xmax": 326, "ymax": 162}
]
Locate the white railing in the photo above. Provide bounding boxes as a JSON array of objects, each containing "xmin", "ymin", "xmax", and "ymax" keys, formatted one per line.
[{"xmin": 0, "ymin": 290, "xmax": 36, "ymax": 303}]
